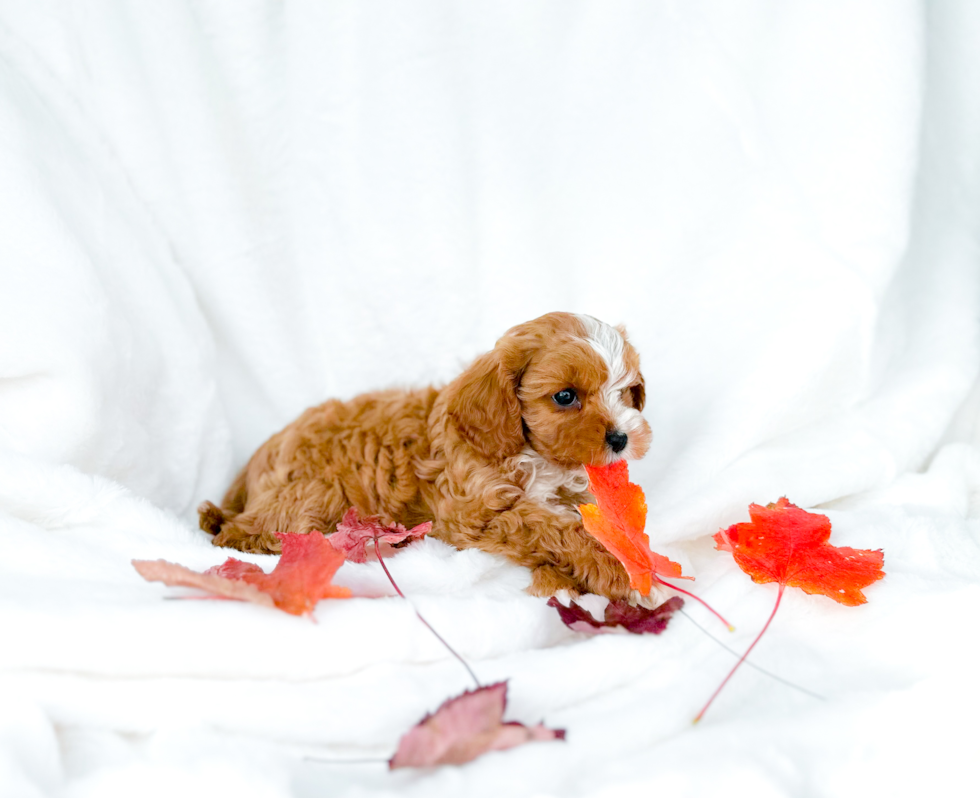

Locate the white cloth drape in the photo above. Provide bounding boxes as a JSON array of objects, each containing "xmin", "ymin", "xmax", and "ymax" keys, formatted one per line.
[{"xmin": 1, "ymin": 2, "xmax": 978, "ymax": 796}]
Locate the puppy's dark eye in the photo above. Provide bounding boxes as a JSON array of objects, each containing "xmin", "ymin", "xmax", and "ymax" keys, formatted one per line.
[{"xmin": 552, "ymin": 388, "xmax": 578, "ymax": 407}]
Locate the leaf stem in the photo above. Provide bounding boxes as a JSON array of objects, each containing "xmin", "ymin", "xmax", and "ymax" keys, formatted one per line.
[
  {"xmin": 654, "ymin": 575, "xmax": 734, "ymax": 631},
  {"xmin": 678, "ymin": 608, "xmax": 824, "ymax": 701},
  {"xmin": 374, "ymin": 536, "xmax": 481, "ymax": 689},
  {"xmin": 305, "ymin": 755, "xmax": 389, "ymax": 765},
  {"xmin": 693, "ymin": 583, "xmax": 785, "ymax": 724}
]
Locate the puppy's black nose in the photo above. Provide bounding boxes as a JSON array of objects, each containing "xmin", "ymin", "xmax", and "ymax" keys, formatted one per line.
[{"xmin": 605, "ymin": 431, "xmax": 628, "ymax": 454}]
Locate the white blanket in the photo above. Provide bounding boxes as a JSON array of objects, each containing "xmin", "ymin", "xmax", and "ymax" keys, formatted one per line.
[{"xmin": 2, "ymin": 2, "xmax": 979, "ymax": 796}]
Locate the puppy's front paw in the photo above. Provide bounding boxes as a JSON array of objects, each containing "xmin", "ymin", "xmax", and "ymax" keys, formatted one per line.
[
  {"xmin": 630, "ymin": 587, "xmax": 669, "ymax": 608},
  {"xmin": 550, "ymin": 589, "xmax": 577, "ymax": 607},
  {"xmin": 211, "ymin": 524, "xmax": 282, "ymax": 554},
  {"xmin": 581, "ymin": 562, "xmax": 634, "ymax": 603},
  {"xmin": 527, "ymin": 565, "xmax": 582, "ymax": 600}
]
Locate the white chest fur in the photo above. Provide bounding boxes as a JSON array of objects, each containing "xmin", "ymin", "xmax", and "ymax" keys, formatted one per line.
[{"xmin": 514, "ymin": 448, "xmax": 589, "ymax": 514}]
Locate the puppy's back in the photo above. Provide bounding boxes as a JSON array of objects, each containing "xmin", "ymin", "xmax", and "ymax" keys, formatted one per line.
[{"xmin": 202, "ymin": 386, "xmax": 440, "ymax": 552}]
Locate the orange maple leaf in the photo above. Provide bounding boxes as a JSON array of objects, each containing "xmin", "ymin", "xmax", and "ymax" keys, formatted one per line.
[
  {"xmin": 133, "ymin": 532, "xmax": 351, "ymax": 617},
  {"xmin": 579, "ymin": 460, "xmax": 689, "ymax": 594},
  {"xmin": 696, "ymin": 498, "xmax": 885, "ymax": 722}
]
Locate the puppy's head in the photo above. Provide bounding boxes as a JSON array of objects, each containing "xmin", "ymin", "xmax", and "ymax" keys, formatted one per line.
[{"xmin": 445, "ymin": 312, "xmax": 652, "ymax": 467}]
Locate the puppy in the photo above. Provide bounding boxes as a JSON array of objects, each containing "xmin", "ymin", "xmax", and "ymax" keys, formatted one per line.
[{"xmin": 199, "ymin": 312, "xmax": 652, "ymax": 600}]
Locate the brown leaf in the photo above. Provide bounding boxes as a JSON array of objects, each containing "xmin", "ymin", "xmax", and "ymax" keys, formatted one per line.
[{"xmin": 389, "ymin": 681, "xmax": 564, "ymax": 769}]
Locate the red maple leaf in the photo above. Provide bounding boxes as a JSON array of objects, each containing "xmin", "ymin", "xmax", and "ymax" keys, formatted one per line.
[
  {"xmin": 579, "ymin": 461, "xmax": 730, "ymax": 629},
  {"xmin": 548, "ymin": 596, "xmax": 684, "ymax": 635},
  {"xmin": 328, "ymin": 508, "xmax": 431, "ymax": 563},
  {"xmin": 388, "ymin": 681, "xmax": 564, "ymax": 769},
  {"xmin": 713, "ymin": 497, "xmax": 885, "ymax": 606},
  {"xmin": 696, "ymin": 497, "xmax": 885, "ymax": 721},
  {"xmin": 133, "ymin": 532, "xmax": 351, "ymax": 617}
]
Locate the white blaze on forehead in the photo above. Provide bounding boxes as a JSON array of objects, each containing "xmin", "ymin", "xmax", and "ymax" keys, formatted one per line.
[
  {"xmin": 575, "ymin": 314, "xmax": 646, "ymax": 458},
  {"xmin": 576, "ymin": 315, "xmax": 633, "ymax": 389}
]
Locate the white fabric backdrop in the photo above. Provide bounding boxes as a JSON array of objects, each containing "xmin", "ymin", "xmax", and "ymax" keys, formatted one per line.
[{"xmin": 1, "ymin": 2, "xmax": 978, "ymax": 796}]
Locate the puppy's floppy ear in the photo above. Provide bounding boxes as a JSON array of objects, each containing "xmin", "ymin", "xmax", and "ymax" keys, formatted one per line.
[
  {"xmin": 444, "ymin": 333, "xmax": 537, "ymax": 461},
  {"xmin": 630, "ymin": 374, "xmax": 646, "ymax": 412},
  {"xmin": 615, "ymin": 324, "xmax": 646, "ymax": 412}
]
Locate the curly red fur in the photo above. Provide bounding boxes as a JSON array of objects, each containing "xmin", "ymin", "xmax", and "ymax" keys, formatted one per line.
[{"xmin": 201, "ymin": 312, "xmax": 652, "ymax": 600}]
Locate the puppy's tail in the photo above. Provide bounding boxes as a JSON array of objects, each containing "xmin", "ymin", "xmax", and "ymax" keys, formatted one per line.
[{"xmin": 198, "ymin": 501, "xmax": 226, "ymax": 535}]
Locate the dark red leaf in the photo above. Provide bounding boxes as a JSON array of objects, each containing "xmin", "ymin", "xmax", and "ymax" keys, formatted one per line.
[{"xmin": 548, "ymin": 596, "xmax": 684, "ymax": 635}]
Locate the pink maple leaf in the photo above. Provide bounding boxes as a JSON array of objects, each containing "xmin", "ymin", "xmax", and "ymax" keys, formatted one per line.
[
  {"xmin": 389, "ymin": 681, "xmax": 564, "ymax": 769},
  {"xmin": 133, "ymin": 532, "xmax": 350, "ymax": 617},
  {"xmin": 329, "ymin": 507, "xmax": 431, "ymax": 563}
]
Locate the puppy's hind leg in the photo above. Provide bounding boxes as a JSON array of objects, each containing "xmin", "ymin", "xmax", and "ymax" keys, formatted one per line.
[
  {"xmin": 198, "ymin": 485, "xmax": 282, "ymax": 555},
  {"xmin": 198, "ymin": 500, "xmax": 226, "ymax": 535},
  {"xmin": 220, "ymin": 465, "xmax": 249, "ymax": 516},
  {"xmin": 198, "ymin": 467, "xmax": 281, "ymax": 552},
  {"xmin": 206, "ymin": 508, "xmax": 284, "ymax": 554},
  {"xmin": 198, "ymin": 463, "xmax": 249, "ymax": 536},
  {"xmin": 197, "ymin": 464, "xmax": 249, "ymax": 537}
]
